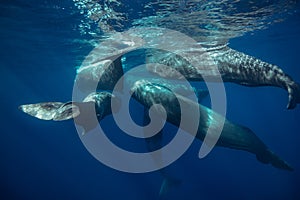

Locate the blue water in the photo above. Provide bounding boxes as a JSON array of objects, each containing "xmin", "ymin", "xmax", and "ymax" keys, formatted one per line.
[{"xmin": 1, "ymin": 0, "xmax": 300, "ymax": 199}]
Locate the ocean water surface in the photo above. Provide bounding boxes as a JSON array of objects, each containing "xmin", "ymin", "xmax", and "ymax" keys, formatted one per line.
[{"xmin": 1, "ymin": 0, "xmax": 300, "ymax": 199}]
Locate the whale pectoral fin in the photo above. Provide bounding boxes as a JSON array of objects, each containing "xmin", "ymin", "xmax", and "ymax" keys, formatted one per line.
[
  {"xmin": 286, "ymin": 82, "xmax": 300, "ymax": 109},
  {"xmin": 144, "ymin": 129, "xmax": 182, "ymax": 199},
  {"xmin": 19, "ymin": 102, "xmax": 80, "ymax": 121},
  {"xmin": 143, "ymin": 107, "xmax": 164, "ymax": 152},
  {"xmin": 143, "ymin": 105, "xmax": 182, "ymax": 198}
]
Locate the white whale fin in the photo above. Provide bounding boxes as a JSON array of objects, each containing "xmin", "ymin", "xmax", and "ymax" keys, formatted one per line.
[{"xmin": 19, "ymin": 102, "xmax": 80, "ymax": 121}]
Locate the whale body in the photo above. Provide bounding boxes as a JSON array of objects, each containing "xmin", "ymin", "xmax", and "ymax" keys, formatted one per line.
[
  {"xmin": 74, "ymin": 29, "xmax": 300, "ymax": 109},
  {"xmin": 130, "ymin": 80, "xmax": 293, "ymax": 171},
  {"xmin": 19, "ymin": 81, "xmax": 293, "ymax": 171},
  {"xmin": 146, "ymin": 46, "xmax": 300, "ymax": 109}
]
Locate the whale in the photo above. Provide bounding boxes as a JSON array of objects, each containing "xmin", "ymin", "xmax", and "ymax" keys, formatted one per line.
[
  {"xmin": 74, "ymin": 29, "xmax": 300, "ymax": 109},
  {"xmin": 130, "ymin": 80, "xmax": 293, "ymax": 171},
  {"xmin": 18, "ymin": 28, "xmax": 296, "ymax": 197},
  {"xmin": 146, "ymin": 45, "xmax": 300, "ymax": 109},
  {"xmin": 19, "ymin": 81, "xmax": 293, "ymax": 171},
  {"xmin": 19, "ymin": 79, "xmax": 293, "ymax": 198}
]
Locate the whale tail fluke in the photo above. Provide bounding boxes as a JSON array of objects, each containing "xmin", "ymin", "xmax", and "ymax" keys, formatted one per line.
[
  {"xmin": 256, "ymin": 149, "xmax": 293, "ymax": 171},
  {"xmin": 287, "ymin": 82, "xmax": 300, "ymax": 109}
]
